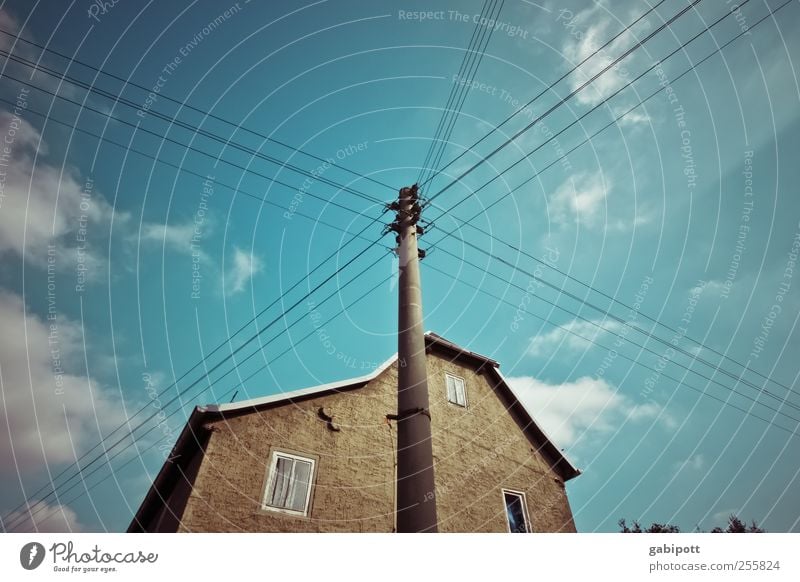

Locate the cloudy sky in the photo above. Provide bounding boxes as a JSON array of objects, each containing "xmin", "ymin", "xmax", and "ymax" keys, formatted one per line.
[{"xmin": 0, "ymin": 0, "xmax": 799, "ymax": 533}]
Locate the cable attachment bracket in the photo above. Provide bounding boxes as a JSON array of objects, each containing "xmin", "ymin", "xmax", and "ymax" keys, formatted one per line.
[{"xmin": 386, "ymin": 407, "xmax": 431, "ymax": 422}]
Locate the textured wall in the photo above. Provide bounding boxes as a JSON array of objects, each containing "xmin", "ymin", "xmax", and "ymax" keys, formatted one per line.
[
  {"xmin": 177, "ymin": 352, "xmax": 576, "ymax": 532},
  {"xmin": 426, "ymin": 356, "xmax": 576, "ymax": 533}
]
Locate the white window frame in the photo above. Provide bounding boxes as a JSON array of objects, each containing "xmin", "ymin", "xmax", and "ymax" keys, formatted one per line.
[
  {"xmin": 501, "ymin": 488, "xmax": 531, "ymax": 533},
  {"xmin": 262, "ymin": 451, "xmax": 316, "ymax": 517},
  {"xmin": 445, "ymin": 372, "xmax": 468, "ymax": 408}
]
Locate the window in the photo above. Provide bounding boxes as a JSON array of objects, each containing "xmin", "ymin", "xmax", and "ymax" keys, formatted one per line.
[
  {"xmin": 263, "ymin": 451, "xmax": 315, "ymax": 516},
  {"xmin": 502, "ymin": 489, "xmax": 531, "ymax": 533},
  {"xmin": 445, "ymin": 373, "xmax": 467, "ymax": 407}
]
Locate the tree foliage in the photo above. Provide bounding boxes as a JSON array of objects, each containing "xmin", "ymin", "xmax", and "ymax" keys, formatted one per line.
[
  {"xmin": 618, "ymin": 518, "xmax": 681, "ymax": 533},
  {"xmin": 618, "ymin": 514, "xmax": 764, "ymax": 533},
  {"xmin": 709, "ymin": 515, "xmax": 765, "ymax": 533}
]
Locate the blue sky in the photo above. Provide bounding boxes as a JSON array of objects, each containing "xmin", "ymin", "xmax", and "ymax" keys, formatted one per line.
[{"xmin": 0, "ymin": 0, "xmax": 799, "ymax": 533}]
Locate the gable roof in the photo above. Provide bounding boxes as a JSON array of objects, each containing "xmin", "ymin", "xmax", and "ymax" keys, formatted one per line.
[
  {"xmin": 127, "ymin": 332, "xmax": 579, "ymax": 532},
  {"xmin": 204, "ymin": 331, "xmax": 501, "ymax": 416}
]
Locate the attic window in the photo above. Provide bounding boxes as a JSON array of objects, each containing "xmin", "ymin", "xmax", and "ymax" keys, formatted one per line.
[
  {"xmin": 445, "ymin": 373, "xmax": 467, "ymax": 407},
  {"xmin": 263, "ymin": 451, "xmax": 315, "ymax": 516},
  {"xmin": 502, "ymin": 489, "xmax": 531, "ymax": 533}
]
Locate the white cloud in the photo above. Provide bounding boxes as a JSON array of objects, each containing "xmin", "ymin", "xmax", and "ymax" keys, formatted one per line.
[
  {"xmin": 3, "ymin": 501, "xmax": 85, "ymax": 533},
  {"xmin": 691, "ymin": 279, "xmax": 720, "ymax": 297},
  {"xmin": 0, "ymin": 111, "xmax": 117, "ymax": 277},
  {"xmin": 507, "ymin": 375, "xmax": 662, "ymax": 448},
  {"xmin": 626, "ymin": 400, "xmax": 663, "ymax": 422},
  {"xmin": 704, "ymin": 280, "xmax": 726, "ymax": 295},
  {"xmin": 549, "ymin": 171, "xmax": 609, "ymax": 228},
  {"xmin": 606, "ymin": 207, "xmax": 654, "ymax": 232},
  {"xmin": 561, "ymin": 6, "xmax": 646, "ymax": 112},
  {"xmin": 227, "ymin": 246, "xmax": 263, "ymax": 294},
  {"xmin": 614, "ymin": 106, "xmax": 651, "ymax": 127},
  {"xmin": 0, "ymin": 290, "xmax": 131, "ymax": 474},
  {"xmin": 672, "ymin": 453, "xmax": 706, "ymax": 473},
  {"xmin": 0, "ymin": 109, "xmax": 41, "ymax": 151},
  {"xmin": 136, "ymin": 215, "xmax": 217, "ymax": 273},
  {"xmin": 139, "ymin": 221, "xmax": 199, "ymax": 254},
  {"xmin": 562, "ymin": 19, "xmax": 622, "ymax": 107},
  {"xmin": 528, "ymin": 318, "xmax": 623, "ymax": 357}
]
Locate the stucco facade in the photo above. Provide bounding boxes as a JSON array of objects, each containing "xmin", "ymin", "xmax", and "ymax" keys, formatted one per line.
[{"xmin": 130, "ymin": 334, "xmax": 578, "ymax": 532}]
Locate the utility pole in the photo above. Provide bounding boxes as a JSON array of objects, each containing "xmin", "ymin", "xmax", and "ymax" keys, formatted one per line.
[{"xmin": 389, "ymin": 184, "xmax": 438, "ymax": 532}]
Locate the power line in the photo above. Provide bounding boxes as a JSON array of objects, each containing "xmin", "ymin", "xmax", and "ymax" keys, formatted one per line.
[
  {"xmin": 0, "ymin": 94, "xmax": 380, "ymax": 240},
  {"xmin": 422, "ymin": 259, "xmax": 800, "ymax": 438},
  {"xmin": 0, "ymin": 26, "xmax": 397, "ymax": 193},
  {"xmin": 417, "ymin": 0, "xmax": 492, "ymax": 185},
  {"xmin": 3, "ymin": 434, "xmax": 171, "ymax": 533},
  {"xmin": 0, "ymin": 72, "xmax": 396, "ymax": 526},
  {"xmin": 0, "ymin": 67, "xmax": 381, "ymax": 208},
  {"xmin": 423, "ymin": 0, "xmax": 705, "ymax": 206},
  {"xmin": 5, "ymin": 255, "xmax": 393, "ymax": 531},
  {"xmin": 431, "ymin": 199, "xmax": 798, "ymax": 397},
  {"xmin": 425, "ymin": 0, "xmax": 756, "ymax": 223},
  {"xmin": 6, "ymin": 260, "xmax": 396, "ymax": 533},
  {"xmin": 418, "ymin": 0, "xmax": 796, "ymax": 398},
  {"xmin": 432, "ymin": 240, "xmax": 800, "ymax": 417},
  {"xmin": 12, "ymin": 0, "xmax": 784, "ymax": 522},
  {"xmin": 427, "ymin": 0, "xmax": 505, "ymax": 187},
  {"xmin": 409, "ymin": 0, "xmax": 799, "ymax": 417},
  {"xmin": 4, "ymin": 243, "xmax": 391, "ymax": 530},
  {"xmin": 420, "ymin": 1, "xmax": 795, "ymax": 399},
  {"xmin": 418, "ymin": 0, "xmax": 669, "ymax": 191},
  {"xmin": 2, "ymin": 0, "xmax": 793, "ymax": 531},
  {"xmin": 418, "ymin": 0, "xmax": 796, "ymax": 424},
  {"xmin": 423, "ymin": 0, "xmax": 788, "ymax": 242},
  {"xmin": 1, "ymin": 233, "xmax": 390, "ymax": 527},
  {"xmin": 416, "ymin": 0, "xmax": 494, "ymax": 185},
  {"xmin": 0, "ymin": 52, "xmax": 385, "ymax": 207},
  {"xmin": 0, "ymin": 18, "xmax": 401, "ymax": 533},
  {"xmin": 417, "ymin": 0, "xmax": 503, "ymax": 187},
  {"xmin": 0, "ymin": 65, "xmax": 396, "ymax": 524}
]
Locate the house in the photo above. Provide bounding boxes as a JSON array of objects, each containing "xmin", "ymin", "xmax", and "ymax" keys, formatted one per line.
[{"xmin": 128, "ymin": 332, "xmax": 580, "ymax": 532}]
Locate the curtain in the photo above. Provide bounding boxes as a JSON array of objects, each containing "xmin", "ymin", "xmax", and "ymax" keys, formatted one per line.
[
  {"xmin": 268, "ymin": 456, "xmax": 312, "ymax": 512},
  {"xmin": 269, "ymin": 457, "xmax": 292, "ymax": 507},
  {"xmin": 288, "ymin": 460, "xmax": 312, "ymax": 511}
]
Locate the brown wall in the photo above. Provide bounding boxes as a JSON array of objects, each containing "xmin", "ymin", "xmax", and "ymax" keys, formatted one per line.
[
  {"xmin": 177, "ymin": 352, "xmax": 576, "ymax": 532},
  {"xmin": 427, "ymin": 356, "xmax": 576, "ymax": 532}
]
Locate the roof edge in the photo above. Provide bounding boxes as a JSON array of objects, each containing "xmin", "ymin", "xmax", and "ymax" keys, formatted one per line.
[
  {"xmin": 127, "ymin": 405, "xmax": 208, "ymax": 532},
  {"xmin": 425, "ymin": 331, "xmax": 500, "ymax": 368},
  {"xmin": 207, "ymin": 352, "xmax": 398, "ymax": 415},
  {"xmin": 204, "ymin": 332, "xmax": 500, "ymax": 415},
  {"xmin": 492, "ymin": 367, "xmax": 581, "ymax": 481}
]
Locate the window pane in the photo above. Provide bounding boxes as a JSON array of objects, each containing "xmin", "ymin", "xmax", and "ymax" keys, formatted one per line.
[
  {"xmin": 447, "ymin": 375, "xmax": 466, "ymax": 406},
  {"xmin": 446, "ymin": 376, "xmax": 456, "ymax": 403},
  {"xmin": 288, "ymin": 460, "xmax": 312, "ymax": 512},
  {"xmin": 504, "ymin": 492, "xmax": 528, "ymax": 533},
  {"xmin": 268, "ymin": 457, "xmax": 293, "ymax": 507}
]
